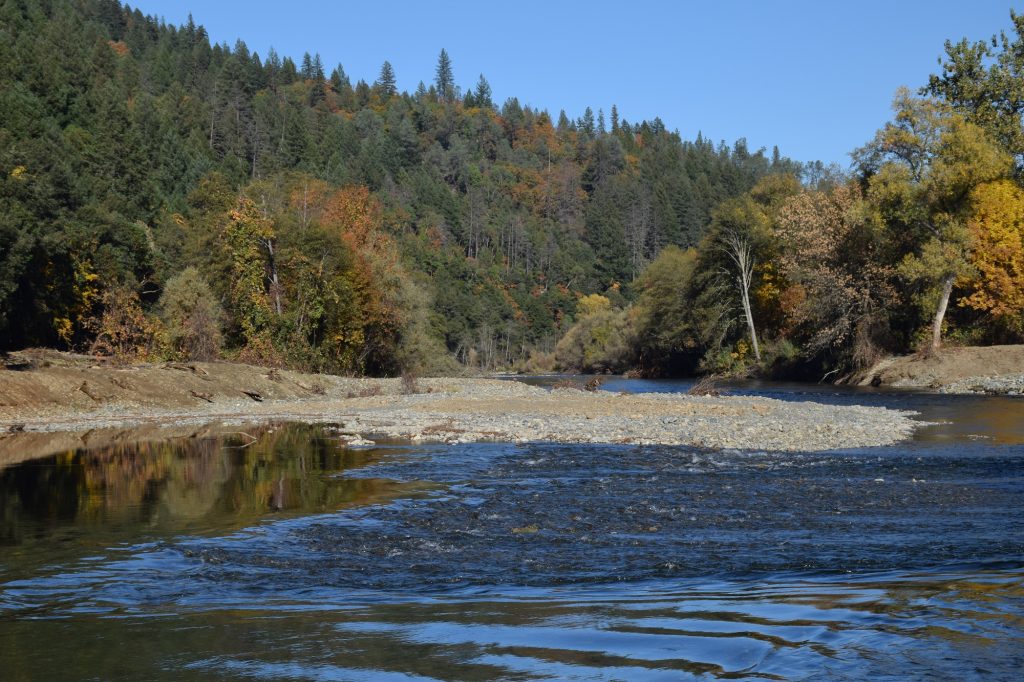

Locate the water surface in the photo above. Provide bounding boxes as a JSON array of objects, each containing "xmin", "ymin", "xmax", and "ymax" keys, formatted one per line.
[{"xmin": 1, "ymin": 382, "xmax": 1022, "ymax": 680}]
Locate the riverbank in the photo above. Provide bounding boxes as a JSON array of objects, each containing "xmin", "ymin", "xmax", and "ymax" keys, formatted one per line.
[
  {"xmin": 0, "ymin": 351, "xmax": 920, "ymax": 462},
  {"xmin": 849, "ymin": 344, "xmax": 1024, "ymax": 395}
]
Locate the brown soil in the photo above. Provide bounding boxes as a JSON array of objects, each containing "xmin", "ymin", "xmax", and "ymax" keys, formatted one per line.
[
  {"xmin": 848, "ymin": 344, "xmax": 1024, "ymax": 388},
  {"xmin": 0, "ymin": 349, "xmax": 389, "ymax": 423}
]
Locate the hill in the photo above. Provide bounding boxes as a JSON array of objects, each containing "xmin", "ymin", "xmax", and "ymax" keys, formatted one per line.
[{"xmin": 0, "ymin": 0, "xmax": 801, "ymax": 374}]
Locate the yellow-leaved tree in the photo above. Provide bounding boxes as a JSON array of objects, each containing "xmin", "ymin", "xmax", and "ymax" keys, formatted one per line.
[{"xmin": 960, "ymin": 180, "xmax": 1024, "ymax": 334}]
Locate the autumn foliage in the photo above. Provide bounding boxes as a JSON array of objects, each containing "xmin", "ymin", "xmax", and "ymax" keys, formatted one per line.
[{"xmin": 961, "ymin": 180, "xmax": 1024, "ymax": 333}]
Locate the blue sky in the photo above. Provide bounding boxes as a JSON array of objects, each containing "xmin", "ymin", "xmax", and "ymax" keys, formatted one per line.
[{"xmin": 129, "ymin": 1, "xmax": 1019, "ymax": 166}]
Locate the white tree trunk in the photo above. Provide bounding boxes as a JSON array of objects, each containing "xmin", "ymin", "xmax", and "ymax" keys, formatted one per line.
[
  {"xmin": 722, "ymin": 232, "xmax": 761, "ymax": 362},
  {"xmin": 931, "ymin": 274, "xmax": 954, "ymax": 351},
  {"xmin": 739, "ymin": 277, "xmax": 761, "ymax": 362}
]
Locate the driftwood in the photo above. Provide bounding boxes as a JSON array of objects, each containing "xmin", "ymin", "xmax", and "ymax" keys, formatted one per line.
[
  {"xmin": 3, "ymin": 358, "xmax": 34, "ymax": 371},
  {"xmin": 296, "ymin": 381, "xmax": 328, "ymax": 395},
  {"xmin": 190, "ymin": 390, "xmax": 214, "ymax": 403},
  {"xmin": 687, "ymin": 375, "xmax": 722, "ymax": 397},
  {"xmin": 78, "ymin": 381, "xmax": 105, "ymax": 402},
  {"xmin": 241, "ymin": 390, "xmax": 264, "ymax": 402},
  {"xmin": 163, "ymin": 362, "xmax": 210, "ymax": 377},
  {"xmin": 109, "ymin": 376, "xmax": 133, "ymax": 390}
]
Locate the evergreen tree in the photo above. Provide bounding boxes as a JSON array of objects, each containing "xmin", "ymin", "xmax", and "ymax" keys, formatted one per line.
[
  {"xmin": 580, "ymin": 107, "xmax": 595, "ymax": 136},
  {"xmin": 434, "ymin": 48, "xmax": 455, "ymax": 102},
  {"xmin": 475, "ymin": 74, "xmax": 493, "ymax": 108},
  {"xmin": 374, "ymin": 60, "xmax": 397, "ymax": 99}
]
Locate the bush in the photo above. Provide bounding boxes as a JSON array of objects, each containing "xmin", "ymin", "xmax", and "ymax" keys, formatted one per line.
[
  {"xmin": 159, "ymin": 267, "xmax": 224, "ymax": 361},
  {"xmin": 554, "ymin": 300, "xmax": 635, "ymax": 373},
  {"xmin": 523, "ymin": 350, "xmax": 556, "ymax": 373},
  {"xmin": 88, "ymin": 285, "xmax": 162, "ymax": 361}
]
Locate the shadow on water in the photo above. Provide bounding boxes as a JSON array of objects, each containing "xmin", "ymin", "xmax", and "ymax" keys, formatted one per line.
[{"xmin": 1, "ymin": 382, "xmax": 1023, "ymax": 680}]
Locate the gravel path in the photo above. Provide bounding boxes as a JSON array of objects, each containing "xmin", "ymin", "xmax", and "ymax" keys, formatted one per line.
[{"xmin": 1, "ymin": 377, "xmax": 921, "ymax": 453}]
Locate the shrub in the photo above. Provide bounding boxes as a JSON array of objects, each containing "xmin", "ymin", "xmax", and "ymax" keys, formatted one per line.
[
  {"xmin": 554, "ymin": 305, "xmax": 635, "ymax": 373},
  {"xmin": 159, "ymin": 267, "xmax": 224, "ymax": 361},
  {"xmin": 88, "ymin": 285, "xmax": 162, "ymax": 361}
]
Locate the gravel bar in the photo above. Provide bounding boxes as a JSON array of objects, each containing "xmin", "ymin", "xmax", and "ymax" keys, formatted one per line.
[{"xmin": 2, "ymin": 378, "xmax": 921, "ymax": 452}]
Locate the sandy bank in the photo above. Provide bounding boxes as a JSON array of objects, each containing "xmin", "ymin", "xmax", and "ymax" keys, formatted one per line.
[
  {"xmin": 0, "ymin": 352, "xmax": 921, "ymax": 462},
  {"xmin": 849, "ymin": 344, "xmax": 1024, "ymax": 394}
]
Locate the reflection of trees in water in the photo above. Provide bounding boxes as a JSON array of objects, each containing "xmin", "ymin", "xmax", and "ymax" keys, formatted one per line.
[{"xmin": 0, "ymin": 425, "xmax": 390, "ymax": 547}]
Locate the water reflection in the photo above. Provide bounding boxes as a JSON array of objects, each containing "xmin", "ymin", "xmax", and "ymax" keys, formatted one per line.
[
  {"xmin": 0, "ymin": 570, "xmax": 1021, "ymax": 681},
  {"xmin": 0, "ymin": 425, "xmax": 423, "ymax": 576}
]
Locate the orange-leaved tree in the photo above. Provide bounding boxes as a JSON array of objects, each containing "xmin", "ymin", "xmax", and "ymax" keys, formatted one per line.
[
  {"xmin": 960, "ymin": 180, "xmax": 1024, "ymax": 335},
  {"xmin": 321, "ymin": 185, "xmax": 405, "ymax": 372}
]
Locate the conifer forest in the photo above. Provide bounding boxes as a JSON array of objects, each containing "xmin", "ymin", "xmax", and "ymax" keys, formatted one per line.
[{"xmin": 3, "ymin": 0, "xmax": 1024, "ymax": 378}]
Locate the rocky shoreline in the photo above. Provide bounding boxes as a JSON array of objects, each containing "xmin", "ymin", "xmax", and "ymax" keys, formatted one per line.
[
  {"xmin": 935, "ymin": 375, "xmax": 1024, "ymax": 395},
  {"xmin": 0, "ymin": 358, "xmax": 922, "ymax": 459}
]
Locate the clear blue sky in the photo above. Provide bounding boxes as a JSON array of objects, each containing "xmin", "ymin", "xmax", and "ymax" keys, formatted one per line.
[{"xmin": 129, "ymin": 1, "xmax": 1019, "ymax": 166}]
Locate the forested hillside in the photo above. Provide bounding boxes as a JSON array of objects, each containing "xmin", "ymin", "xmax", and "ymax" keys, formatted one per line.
[
  {"xmin": 0, "ymin": 0, "xmax": 800, "ymax": 374},
  {"xmin": 7, "ymin": 1, "xmax": 1019, "ymax": 380},
  {"xmin": 554, "ymin": 12, "xmax": 1024, "ymax": 378}
]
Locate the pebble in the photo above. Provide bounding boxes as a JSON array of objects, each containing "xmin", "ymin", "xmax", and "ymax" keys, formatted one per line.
[{"xmin": 3, "ymin": 378, "xmax": 922, "ymax": 453}]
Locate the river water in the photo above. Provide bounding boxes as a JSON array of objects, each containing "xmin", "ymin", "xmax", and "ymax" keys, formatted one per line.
[{"xmin": 1, "ymin": 380, "xmax": 1022, "ymax": 680}]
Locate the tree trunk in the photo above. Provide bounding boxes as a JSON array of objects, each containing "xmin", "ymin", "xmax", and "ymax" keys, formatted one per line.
[
  {"xmin": 263, "ymin": 238, "xmax": 282, "ymax": 317},
  {"xmin": 931, "ymin": 274, "xmax": 954, "ymax": 351},
  {"xmin": 739, "ymin": 277, "xmax": 761, "ymax": 362},
  {"xmin": 722, "ymin": 232, "xmax": 761, "ymax": 363}
]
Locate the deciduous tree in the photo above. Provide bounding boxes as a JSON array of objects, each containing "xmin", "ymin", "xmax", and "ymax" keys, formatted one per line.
[
  {"xmin": 855, "ymin": 90, "xmax": 1011, "ymax": 350},
  {"xmin": 960, "ymin": 180, "xmax": 1024, "ymax": 334}
]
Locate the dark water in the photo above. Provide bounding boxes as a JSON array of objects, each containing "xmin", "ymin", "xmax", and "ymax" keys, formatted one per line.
[{"xmin": 1, "ymin": 383, "xmax": 1022, "ymax": 680}]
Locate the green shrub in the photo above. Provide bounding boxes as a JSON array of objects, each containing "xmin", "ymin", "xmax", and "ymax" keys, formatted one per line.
[{"xmin": 159, "ymin": 268, "xmax": 224, "ymax": 361}]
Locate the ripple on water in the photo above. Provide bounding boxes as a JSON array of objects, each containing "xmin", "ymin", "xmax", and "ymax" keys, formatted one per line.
[{"xmin": 1, "ymin": 415, "xmax": 1023, "ymax": 680}]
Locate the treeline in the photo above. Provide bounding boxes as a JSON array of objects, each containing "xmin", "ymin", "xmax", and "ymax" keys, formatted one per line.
[
  {"xmin": 0, "ymin": 0, "xmax": 805, "ymax": 374},
  {"xmin": 556, "ymin": 11, "xmax": 1024, "ymax": 378}
]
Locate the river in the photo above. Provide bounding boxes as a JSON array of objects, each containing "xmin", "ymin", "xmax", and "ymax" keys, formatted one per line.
[{"xmin": 1, "ymin": 380, "xmax": 1022, "ymax": 680}]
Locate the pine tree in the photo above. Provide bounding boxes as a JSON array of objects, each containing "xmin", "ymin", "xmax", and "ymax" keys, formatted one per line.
[
  {"xmin": 434, "ymin": 48, "xmax": 454, "ymax": 102},
  {"xmin": 610, "ymin": 104, "xmax": 619, "ymax": 133},
  {"xmin": 309, "ymin": 53, "xmax": 326, "ymax": 105},
  {"xmin": 475, "ymin": 74, "xmax": 493, "ymax": 109},
  {"xmin": 375, "ymin": 60, "xmax": 397, "ymax": 99},
  {"xmin": 300, "ymin": 52, "xmax": 313, "ymax": 80},
  {"xmin": 580, "ymin": 107, "xmax": 595, "ymax": 136}
]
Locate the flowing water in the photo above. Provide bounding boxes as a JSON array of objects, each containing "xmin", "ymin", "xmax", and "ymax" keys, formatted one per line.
[{"xmin": 1, "ymin": 381, "xmax": 1022, "ymax": 680}]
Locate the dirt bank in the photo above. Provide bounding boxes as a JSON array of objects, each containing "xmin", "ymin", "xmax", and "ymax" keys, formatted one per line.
[
  {"xmin": 0, "ymin": 350, "xmax": 921, "ymax": 461},
  {"xmin": 849, "ymin": 344, "xmax": 1024, "ymax": 394}
]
